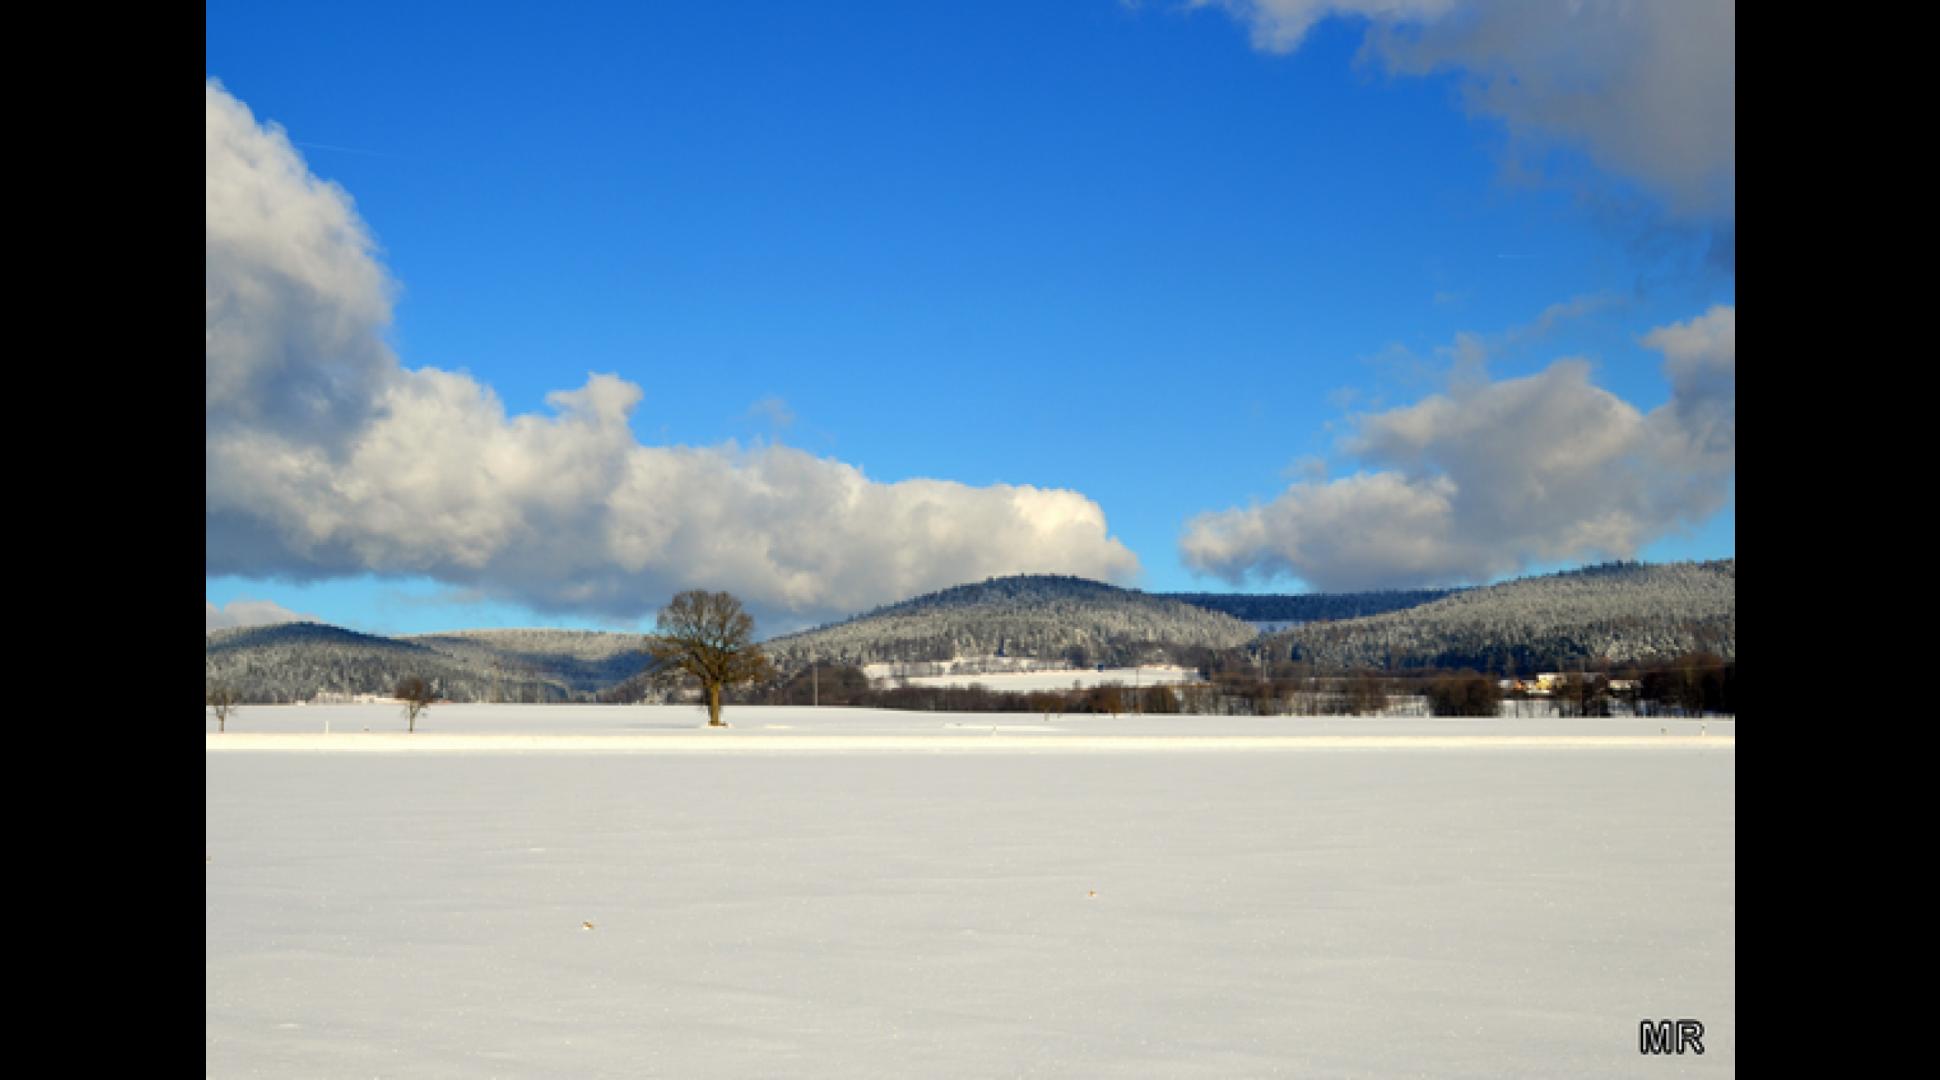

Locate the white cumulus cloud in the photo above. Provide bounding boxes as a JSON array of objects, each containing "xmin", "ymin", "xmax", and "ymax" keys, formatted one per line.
[
  {"xmin": 206, "ymin": 598, "xmax": 318, "ymax": 633},
  {"xmin": 205, "ymin": 81, "xmax": 1138, "ymax": 626},
  {"xmin": 1196, "ymin": 0, "xmax": 1735, "ymax": 221},
  {"xmin": 1180, "ymin": 305, "xmax": 1734, "ymax": 590}
]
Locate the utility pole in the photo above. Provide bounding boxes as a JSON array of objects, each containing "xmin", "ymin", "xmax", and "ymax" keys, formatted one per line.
[{"xmin": 811, "ymin": 651, "xmax": 818, "ymax": 708}]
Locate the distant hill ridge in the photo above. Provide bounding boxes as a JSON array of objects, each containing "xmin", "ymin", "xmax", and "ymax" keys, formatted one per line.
[
  {"xmin": 406, "ymin": 629, "xmax": 650, "ymax": 694},
  {"xmin": 205, "ymin": 560, "xmax": 1734, "ymax": 701},
  {"xmin": 1161, "ymin": 587, "xmax": 1462, "ymax": 624},
  {"xmin": 762, "ymin": 574, "xmax": 1261, "ymax": 670},
  {"xmin": 205, "ymin": 622, "xmax": 619, "ymax": 703},
  {"xmin": 1264, "ymin": 559, "xmax": 1735, "ymax": 672}
]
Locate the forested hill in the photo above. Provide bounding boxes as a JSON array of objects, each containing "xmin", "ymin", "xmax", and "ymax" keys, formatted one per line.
[
  {"xmin": 205, "ymin": 622, "xmax": 645, "ymax": 703},
  {"xmin": 1263, "ymin": 559, "xmax": 1736, "ymax": 673},
  {"xmin": 1163, "ymin": 587, "xmax": 1461, "ymax": 624},
  {"xmin": 763, "ymin": 574, "xmax": 1260, "ymax": 671},
  {"xmin": 405, "ymin": 629, "xmax": 650, "ymax": 695}
]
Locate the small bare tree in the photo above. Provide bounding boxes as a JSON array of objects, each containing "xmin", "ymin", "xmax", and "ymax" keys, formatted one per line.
[
  {"xmin": 645, "ymin": 590, "xmax": 773, "ymax": 727},
  {"xmin": 1029, "ymin": 690, "xmax": 1065, "ymax": 722},
  {"xmin": 395, "ymin": 676, "xmax": 435, "ymax": 732},
  {"xmin": 207, "ymin": 683, "xmax": 239, "ymax": 733}
]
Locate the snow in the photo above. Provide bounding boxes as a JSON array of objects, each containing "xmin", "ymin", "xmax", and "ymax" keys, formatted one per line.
[
  {"xmin": 206, "ymin": 702, "xmax": 1733, "ymax": 741},
  {"xmin": 901, "ymin": 666, "xmax": 1203, "ymax": 692},
  {"xmin": 207, "ymin": 707, "xmax": 1733, "ymax": 1076},
  {"xmin": 862, "ymin": 661, "xmax": 1204, "ymax": 692}
]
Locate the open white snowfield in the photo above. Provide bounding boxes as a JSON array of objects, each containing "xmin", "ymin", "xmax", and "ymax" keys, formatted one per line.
[
  {"xmin": 206, "ymin": 702, "xmax": 1733, "ymax": 749},
  {"xmin": 207, "ymin": 707, "xmax": 1732, "ymax": 1077}
]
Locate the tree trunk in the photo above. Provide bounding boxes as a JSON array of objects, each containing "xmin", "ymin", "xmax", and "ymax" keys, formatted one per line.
[{"xmin": 707, "ymin": 683, "xmax": 724, "ymax": 726}]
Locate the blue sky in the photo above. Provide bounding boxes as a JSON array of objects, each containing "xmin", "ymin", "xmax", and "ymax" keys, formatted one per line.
[{"xmin": 206, "ymin": 1, "xmax": 1734, "ymax": 638}]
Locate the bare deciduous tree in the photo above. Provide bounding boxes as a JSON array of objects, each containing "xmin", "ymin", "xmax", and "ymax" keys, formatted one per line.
[
  {"xmin": 645, "ymin": 590, "xmax": 773, "ymax": 727},
  {"xmin": 208, "ymin": 683, "xmax": 239, "ymax": 732},
  {"xmin": 395, "ymin": 676, "xmax": 435, "ymax": 732}
]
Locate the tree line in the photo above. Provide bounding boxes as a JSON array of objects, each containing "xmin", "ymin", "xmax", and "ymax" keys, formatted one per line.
[{"xmin": 699, "ymin": 649, "xmax": 1736, "ymax": 719}]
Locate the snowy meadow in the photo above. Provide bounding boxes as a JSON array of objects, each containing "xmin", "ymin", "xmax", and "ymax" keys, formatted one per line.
[{"xmin": 207, "ymin": 706, "xmax": 1733, "ymax": 1077}]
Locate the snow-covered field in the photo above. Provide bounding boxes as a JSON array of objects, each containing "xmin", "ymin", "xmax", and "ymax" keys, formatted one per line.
[
  {"xmin": 207, "ymin": 702, "xmax": 1731, "ymax": 741},
  {"xmin": 207, "ymin": 707, "xmax": 1733, "ymax": 1076},
  {"xmin": 863, "ymin": 662, "xmax": 1205, "ymax": 692}
]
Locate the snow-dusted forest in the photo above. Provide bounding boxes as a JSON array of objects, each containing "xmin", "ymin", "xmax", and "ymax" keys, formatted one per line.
[
  {"xmin": 762, "ymin": 574, "xmax": 1262, "ymax": 670},
  {"xmin": 1265, "ymin": 560, "xmax": 1735, "ymax": 673}
]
